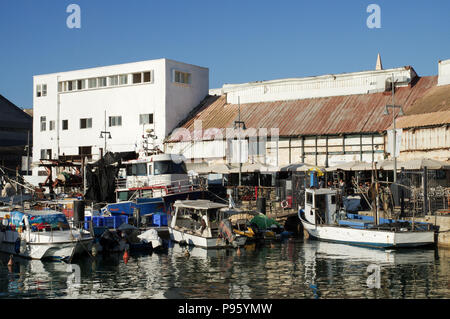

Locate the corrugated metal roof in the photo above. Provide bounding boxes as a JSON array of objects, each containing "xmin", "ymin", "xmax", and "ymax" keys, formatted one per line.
[
  {"xmin": 404, "ymin": 82, "xmax": 450, "ymax": 115},
  {"xmin": 395, "ymin": 110, "xmax": 450, "ymax": 129},
  {"xmin": 167, "ymin": 76, "xmax": 440, "ymax": 142}
]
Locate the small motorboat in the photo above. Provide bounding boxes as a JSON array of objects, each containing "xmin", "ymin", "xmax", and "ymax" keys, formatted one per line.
[
  {"xmin": 169, "ymin": 199, "xmax": 247, "ymax": 248},
  {"xmin": 0, "ymin": 210, "xmax": 93, "ymax": 261}
]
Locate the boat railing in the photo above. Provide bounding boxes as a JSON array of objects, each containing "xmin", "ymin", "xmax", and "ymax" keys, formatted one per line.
[
  {"xmin": 116, "ymin": 177, "xmax": 202, "ymax": 196},
  {"xmin": 116, "ymin": 177, "xmax": 127, "ymax": 189}
]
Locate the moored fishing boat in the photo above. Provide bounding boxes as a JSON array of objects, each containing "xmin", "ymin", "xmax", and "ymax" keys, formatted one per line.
[
  {"xmin": 169, "ymin": 199, "xmax": 247, "ymax": 248},
  {"xmin": 103, "ymin": 153, "xmax": 207, "ymax": 226},
  {"xmin": 298, "ymin": 187, "xmax": 436, "ymax": 249},
  {"xmin": 0, "ymin": 210, "xmax": 93, "ymax": 261}
]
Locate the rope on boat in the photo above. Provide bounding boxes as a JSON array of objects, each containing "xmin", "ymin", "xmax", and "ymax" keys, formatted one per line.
[{"xmin": 207, "ymin": 191, "xmax": 228, "ymax": 204}]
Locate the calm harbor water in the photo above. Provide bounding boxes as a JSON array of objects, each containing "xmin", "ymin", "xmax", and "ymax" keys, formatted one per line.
[{"xmin": 0, "ymin": 239, "xmax": 449, "ymax": 299}]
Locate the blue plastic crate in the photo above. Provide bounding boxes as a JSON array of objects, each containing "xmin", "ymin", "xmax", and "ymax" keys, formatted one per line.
[
  {"xmin": 92, "ymin": 216, "xmax": 104, "ymax": 227},
  {"xmin": 153, "ymin": 213, "xmax": 167, "ymax": 227},
  {"xmin": 114, "ymin": 215, "xmax": 128, "ymax": 228},
  {"xmin": 104, "ymin": 216, "xmax": 115, "ymax": 228},
  {"xmin": 84, "ymin": 216, "xmax": 92, "ymax": 230}
]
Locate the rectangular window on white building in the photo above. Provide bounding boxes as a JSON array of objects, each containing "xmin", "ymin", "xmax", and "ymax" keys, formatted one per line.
[
  {"xmin": 98, "ymin": 77, "xmax": 107, "ymax": 87},
  {"xmin": 49, "ymin": 120, "xmax": 55, "ymax": 131},
  {"xmin": 139, "ymin": 113, "xmax": 154, "ymax": 125},
  {"xmin": 80, "ymin": 118, "xmax": 92, "ymax": 129},
  {"xmin": 62, "ymin": 120, "xmax": 69, "ymax": 130},
  {"xmin": 77, "ymin": 79, "xmax": 86, "ymax": 90},
  {"xmin": 119, "ymin": 74, "xmax": 128, "ymax": 85},
  {"xmin": 143, "ymin": 71, "xmax": 151, "ymax": 83},
  {"xmin": 40, "ymin": 149, "xmax": 52, "ymax": 160},
  {"xmin": 40, "ymin": 116, "xmax": 46, "ymax": 131},
  {"xmin": 88, "ymin": 78, "xmax": 97, "ymax": 89},
  {"xmin": 36, "ymin": 84, "xmax": 47, "ymax": 97},
  {"xmin": 132, "ymin": 73, "xmax": 142, "ymax": 84},
  {"xmin": 68, "ymin": 81, "xmax": 76, "ymax": 91},
  {"xmin": 109, "ymin": 116, "xmax": 122, "ymax": 127},
  {"xmin": 58, "ymin": 81, "xmax": 67, "ymax": 92},
  {"xmin": 79, "ymin": 146, "xmax": 92, "ymax": 160},
  {"xmin": 174, "ymin": 71, "xmax": 191, "ymax": 84},
  {"xmin": 109, "ymin": 75, "xmax": 119, "ymax": 86}
]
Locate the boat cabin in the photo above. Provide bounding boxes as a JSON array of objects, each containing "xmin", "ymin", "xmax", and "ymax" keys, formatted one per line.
[
  {"xmin": 303, "ymin": 188, "xmax": 338, "ymax": 225},
  {"xmin": 0, "ymin": 210, "xmax": 71, "ymax": 233},
  {"xmin": 116, "ymin": 154, "xmax": 191, "ymax": 201},
  {"xmin": 171, "ymin": 200, "xmax": 228, "ymax": 238}
]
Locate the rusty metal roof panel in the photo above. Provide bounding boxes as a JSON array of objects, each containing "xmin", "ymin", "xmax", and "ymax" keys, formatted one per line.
[
  {"xmin": 167, "ymin": 76, "xmax": 441, "ymax": 141},
  {"xmin": 395, "ymin": 110, "xmax": 450, "ymax": 129}
]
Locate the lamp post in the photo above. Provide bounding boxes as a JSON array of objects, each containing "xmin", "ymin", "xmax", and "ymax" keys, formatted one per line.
[
  {"xmin": 234, "ymin": 96, "xmax": 246, "ymax": 187},
  {"xmin": 383, "ymin": 74, "xmax": 404, "ymax": 183},
  {"xmin": 99, "ymin": 110, "xmax": 112, "ymax": 156}
]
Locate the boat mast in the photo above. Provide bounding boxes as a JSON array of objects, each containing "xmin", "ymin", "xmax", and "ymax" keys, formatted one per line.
[{"xmin": 372, "ymin": 162, "xmax": 379, "ymax": 226}]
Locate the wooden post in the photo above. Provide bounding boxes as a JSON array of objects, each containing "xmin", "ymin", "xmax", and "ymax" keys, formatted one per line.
[{"xmin": 423, "ymin": 166, "xmax": 428, "ymax": 216}]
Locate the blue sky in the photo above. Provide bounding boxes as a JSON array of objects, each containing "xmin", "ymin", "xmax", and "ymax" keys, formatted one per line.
[{"xmin": 1, "ymin": 0, "xmax": 449, "ymax": 108}]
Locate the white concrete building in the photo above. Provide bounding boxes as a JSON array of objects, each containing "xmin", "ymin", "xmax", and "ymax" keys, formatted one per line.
[
  {"xmin": 32, "ymin": 58, "xmax": 209, "ymax": 176},
  {"xmin": 438, "ymin": 58, "xmax": 450, "ymax": 86}
]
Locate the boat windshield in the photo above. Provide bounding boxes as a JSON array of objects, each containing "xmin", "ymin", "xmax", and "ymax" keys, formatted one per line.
[
  {"xmin": 154, "ymin": 160, "xmax": 187, "ymax": 175},
  {"xmin": 126, "ymin": 163, "xmax": 147, "ymax": 176}
]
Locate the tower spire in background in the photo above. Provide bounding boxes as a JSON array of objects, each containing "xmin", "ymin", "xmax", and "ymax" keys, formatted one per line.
[{"xmin": 376, "ymin": 53, "xmax": 383, "ymax": 70}]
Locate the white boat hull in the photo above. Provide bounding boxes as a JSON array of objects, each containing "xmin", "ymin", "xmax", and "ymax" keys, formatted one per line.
[
  {"xmin": 300, "ymin": 217, "xmax": 435, "ymax": 249},
  {"xmin": 169, "ymin": 227, "xmax": 246, "ymax": 248},
  {"xmin": 0, "ymin": 230, "xmax": 93, "ymax": 260}
]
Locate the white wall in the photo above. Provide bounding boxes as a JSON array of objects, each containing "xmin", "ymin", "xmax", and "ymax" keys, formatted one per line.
[
  {"xmin": 223, "ymin": 67, "xmax": 415, "ymax": 104},
  {"xmin": 165, "ymin": 134, "xmax": 385, "ymax": 167},
  {"xmin": 438, "ymin": 59, "xmax": 450, "ymax": 86},
  {"xmin": 165, "ymin": 60, "xmax": 209, "ymax": 136}
]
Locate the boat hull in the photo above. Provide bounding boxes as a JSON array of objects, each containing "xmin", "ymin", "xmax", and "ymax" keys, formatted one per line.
[
  {"xmin": 300, "ymin": 217, "xmax": 435, "ymax": 249},
  {"xmin": 169, "ymin": 227, "xmax": 246, "ymax": 248},
  {"xmin": 0, "ymin": 230, "xmax": 93, "ymax": 260}
]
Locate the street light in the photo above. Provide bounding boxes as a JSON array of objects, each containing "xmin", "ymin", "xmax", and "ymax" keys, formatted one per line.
[
  {"xmin": 99, "ymin": 110, "xmax": 112, "ymax": 156},
  {"xmin": 384, "ymin": 74, "xmax": 404, "ymax": 183},
  {"xmin": 234, "ymin": 96, "xmax": 246, "ymax": 187}
]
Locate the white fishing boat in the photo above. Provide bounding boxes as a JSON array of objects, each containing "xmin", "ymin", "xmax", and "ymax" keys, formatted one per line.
[
  {"xmin": 104, "ymin": 152, "xmax": 207, "ymax": 223},
  {"xmin": 0, "ymin": 210, "xmax": 94, "ymax": 261},
  {"xmin": 169, "ymin": 199, "xmax": 247, "ymax": 248},
  {"xmin": 298, "ymin": 188, "xmax": 435, "ymax": 249}
]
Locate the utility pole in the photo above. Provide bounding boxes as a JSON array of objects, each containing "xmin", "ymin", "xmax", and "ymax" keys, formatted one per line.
[
  {"xmin": 238, "ymin": 96, "xmax": 242, "ymax": 187},
  {"xmin": 26, "ymin": 130, "xmax": 30, "ymax": 175},
  {"xmin": 384, "ymin": 73, "xmax": 404, "ymax": 184},
  {"xmin": 99, "ymin": 110, "xmax": 112, "ymax": 156},
  {"xmin": 57, "ymin": 76, "xmax": 61, "ymax": 159}
]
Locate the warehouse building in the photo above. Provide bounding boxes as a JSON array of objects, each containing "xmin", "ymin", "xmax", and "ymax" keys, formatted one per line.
[
  {"xmin": 0, "ymin": 94, "xmax": 32, "ymax": 175},
  {"xmin": 165, "ymin": 57, "xmax": 450, "ymax": 168}
]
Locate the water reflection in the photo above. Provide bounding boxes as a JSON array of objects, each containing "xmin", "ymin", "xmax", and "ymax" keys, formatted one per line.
[{"xmin": 0, "ymin": 239, "xmax": 448, "ymax": 299}]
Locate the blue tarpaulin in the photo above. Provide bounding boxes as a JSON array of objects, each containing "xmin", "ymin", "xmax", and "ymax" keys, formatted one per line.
[{"xmin": 9, "ymin": 211, "xmax": 69, "ymax": 230}]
